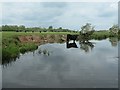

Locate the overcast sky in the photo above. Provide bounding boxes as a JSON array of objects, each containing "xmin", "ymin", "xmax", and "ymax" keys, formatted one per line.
[{"xmin": 2, "ymin": 2, "xmax": 118, "ymax": 30}]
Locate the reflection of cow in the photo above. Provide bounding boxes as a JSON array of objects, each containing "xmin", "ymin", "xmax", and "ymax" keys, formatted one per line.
[
  {"xmin": 66, "ymin": 42, "xmax": 78, "ymax": 48},
  {"xmin": 67, "ymin": 34, "xmax": 78, "ymax": 42}
]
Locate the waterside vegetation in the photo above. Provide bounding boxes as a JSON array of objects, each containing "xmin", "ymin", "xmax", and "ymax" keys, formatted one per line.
[{"xmin": 1, "ymin": 24, "xmax": 120, "ymax": 65}]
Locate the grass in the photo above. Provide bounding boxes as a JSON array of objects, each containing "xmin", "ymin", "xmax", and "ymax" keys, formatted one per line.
[
  {"xmin": 90, "ymin": 31, "xmax": 110, "ymax": 40},
  {"xmin": 2, "ymin": 31, "xmax": 78, "ymax": 45},
  {"xmin": 19, "ymin": 43, "xmax": 38, "ymax": 54},
  {"xmin": 2, "ymin": 42, "xmax": 38, "ymax": 65},
  {"xmin": 1, "ymin": 31, "xmax": 119, "ymax": 65},
  {"xmin": 2, "ymin": 31, "xmax": 78, "ymax": 37},
  {"xmin": 2, "ymin": 31, "xmax": 78, "ymax": 64}
]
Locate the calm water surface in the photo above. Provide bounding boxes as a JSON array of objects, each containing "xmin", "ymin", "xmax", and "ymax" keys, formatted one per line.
[{"xmin": 2, "ymin": 39, "xmax": 118, "ymax": 88}]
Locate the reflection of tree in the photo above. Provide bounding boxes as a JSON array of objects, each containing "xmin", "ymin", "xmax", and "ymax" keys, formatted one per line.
[
  {"xmin": 79, "ymin": 41, "xmax": 94, "ymax": 53},
  {"xmin": 38, "ymin": 49, "xmax": 52, "ymax": 56},
  {"xmin": 109, "ymin": 37, "xmax": 118, "ymax": 47}
]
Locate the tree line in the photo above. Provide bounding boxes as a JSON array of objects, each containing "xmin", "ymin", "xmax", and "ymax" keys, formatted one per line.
[
  {"xmin": 1, "ymin": 24, "xmax": 119, "ymax": 35},
  {"xmin": 1, "ymin": 25, "xmax": 78, "ymax": 33}
]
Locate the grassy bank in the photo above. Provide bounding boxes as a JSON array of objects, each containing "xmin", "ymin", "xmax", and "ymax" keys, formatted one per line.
[
  {"xmin": 2, "ymin": 31, "xmax": 119, "ymax": 65},
  {"xmin": 91, "ymin": 31, "xmax": 111, "ymax": 40},
  {"xmin": 2, "ymin": 32, "xmax": 78, "ymax": 64}
]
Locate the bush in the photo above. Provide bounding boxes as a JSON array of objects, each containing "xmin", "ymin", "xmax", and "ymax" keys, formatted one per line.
[{"xmin": 19, "ymin": 43, "xmax": 38, "ymax": 54}]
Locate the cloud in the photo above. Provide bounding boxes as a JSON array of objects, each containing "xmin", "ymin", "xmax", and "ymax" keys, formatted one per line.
[
  {"xmin": 1, "ymin": 0, "xmax": 120, "ymax": 2},
  {"xmin": 41, "ymin": 2, "xmax": 68, "ymax": 8},
  {"xmin": 2, "ymin": 2, "xmax": 118, "ymax": 30}
]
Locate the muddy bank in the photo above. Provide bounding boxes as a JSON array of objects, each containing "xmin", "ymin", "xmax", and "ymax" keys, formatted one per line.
[
  {"xmin": 2, "ymin": 34, "xmax": 74, "ymax": 65},
  {"xmin": 18, "ymin": 34, "xmax": 67, "ymax": 44}
]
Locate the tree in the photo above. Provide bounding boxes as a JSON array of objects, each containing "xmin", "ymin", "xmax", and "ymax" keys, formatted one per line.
[
  {"xmin": 48, "ymin": 26, "xmax": 53, "ymax": 29},
  {"xmin": 18, "ymin": 25, "xmax": 25, "ymax": 32},
  {"xmin": 0, "ymin": 26, "xmax": 2, "ymax": 31},
  {"xmin": 109, "ymin": 24, "xmax": 119, "ymax": 35},
  {"xmin": 48, "ymin": 26, "xmax": 53, "ymax": 32},
  {"xmin": 79, "ymin": 23, "xmax": 95, "ymax": 42},
  {"xmin": 80, "ymin": 23, "xmax": 95, "ymax": 34},
  {"xmin": 14, "ymin": 25, "xmax": 18, "ymax": 31},
  {"xmin": 59, "ymin": 27, "xmax": 62, "ymax": 29},
  {"xmin": 2, "ymin": 25, "xmax": 9, "ymax": 31}
]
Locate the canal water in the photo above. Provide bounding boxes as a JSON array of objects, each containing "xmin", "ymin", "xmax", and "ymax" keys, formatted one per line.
[{"xmin": 2, "ymin": 38, "xmax": 118, "ymax": 88}]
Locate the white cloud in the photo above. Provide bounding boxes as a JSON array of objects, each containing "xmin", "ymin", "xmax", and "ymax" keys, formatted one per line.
[
  {"xmin": 47, "ymin": 2, "xmax": 118, "ymax": 30},
  {"xmin": 0, "ymin": 3, "xmax": 2, "ymax": 25},
  {"xmin": 110, "ymin": 3, "xmax": 118, "ymax": 9},
  {"xmin": 1, "ymin": 2, "xmax": 118, "ymax": 30},
  {"xmin": 0, "ymin": 0, "xmax": 120, "ymax": 2}
]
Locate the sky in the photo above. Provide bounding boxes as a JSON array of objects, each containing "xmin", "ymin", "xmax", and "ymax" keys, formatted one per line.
[{"xmin": 1, "ymin": 2, "xmax": 118, "ymax": 30}]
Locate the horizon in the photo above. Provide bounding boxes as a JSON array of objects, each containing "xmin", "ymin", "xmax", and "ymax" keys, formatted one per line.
[{"xmin": 1, "ymin": 24, "xmax": 112, "ymax": 31}]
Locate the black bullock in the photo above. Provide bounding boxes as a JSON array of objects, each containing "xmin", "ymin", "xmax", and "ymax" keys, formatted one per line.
[{"xmin": 67, "ymin": 34, "xmax": 78, "ymax": 42}]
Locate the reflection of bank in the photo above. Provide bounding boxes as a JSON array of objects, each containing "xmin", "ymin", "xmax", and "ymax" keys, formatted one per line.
[{"xmin": 79, "ymin": 41, "xmax": 94, "ymax": 53}]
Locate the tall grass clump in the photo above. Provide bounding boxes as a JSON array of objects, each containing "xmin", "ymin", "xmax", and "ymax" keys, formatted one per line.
[
  {"xmin": 2, "ymin": 44, "xmax": 20, "ymax": 62},
  {"xmin": 19, "ymin": 43, "xmax": 38, "ymax": 54},
  {"xmin": 90, "ymin": 31, "xmax": 110, "ymax": 40}
]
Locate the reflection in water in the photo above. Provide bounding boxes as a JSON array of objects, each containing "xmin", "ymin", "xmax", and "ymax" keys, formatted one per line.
[
  {"xmin": 66, "ymin": 41, "xmax": 78, "ymax": 48},
  {"xmin": 78, "ymin": 33, "xmax": 94, "ymax": 52},
  {"xmin": 37, "ymin": 48, "xmax": 51, "ymax": 56},
  {"xmin": 2, "ymin": 57, "xmax": 19, "ymax": 67},
  {"xmin": 2, "ymin": 39, "xmax": 118, "ymax": 88},
  {"xmin": 79, "ymin": 41, "xmax": 94, "ymax": 53},
  {"xmin": 66, "ymin": 34, "xmax": 95, "ymax": 51},
  {"xmin": 2, "ymin": 38, "xmax": 119, "ymax": 66},
  {"xmin": 109, "ymin": 37, "xmax": 118, "ymax": 47}
]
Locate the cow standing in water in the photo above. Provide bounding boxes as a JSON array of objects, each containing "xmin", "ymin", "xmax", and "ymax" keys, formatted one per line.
[
  {"xmin": 66, "ymin": 42, "xmax": 78, "ymax": 48},
  {"xmin": 67, "ymin": 34, "xmax": 78, "ymax": 42},
  {"xmin": 66, "ymin": 34, "xmax": 78, "ymax": 48}
]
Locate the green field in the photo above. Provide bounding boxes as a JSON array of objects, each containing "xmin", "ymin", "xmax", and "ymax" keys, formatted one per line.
[{"xmin": 2, "ymin": 31, "xmax": 113, "ymax": 40}]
